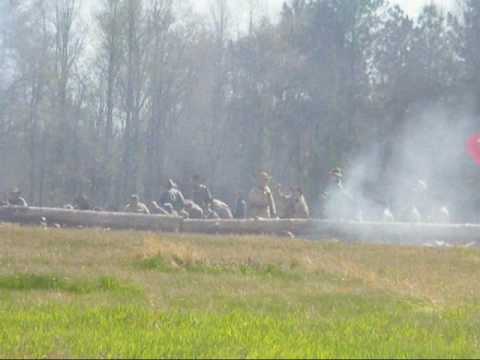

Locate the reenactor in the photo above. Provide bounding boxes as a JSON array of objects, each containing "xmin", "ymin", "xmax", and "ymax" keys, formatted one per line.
[
  {"xmin": 272, "ymin": 184, "xmax": 291, "ymax": 218},
  {"xmin": 192, "ymin": 175, "xmax": 213, "ymax": 212},
  {"xmin": 322, "ymin": 167, "xmax": 356, "ymax": 220},
  {"xmin": 329, "ymin": 167, "xmax": 345, "ymax": 190},
  {"xmin": 184, "ymin": 200, "xmax": 204, "ymax": 219},
  {"xmin": 285, "ymin": 187, "xmax": 310, "ymax": 219},
  {"xmin": 7, "ymin": 188, "xmax": 28, "ymax": 207},
  {"xmin": 233, "ymin": 193, "xmax": 247, "ymax": 219},
  {"xmin": 212, "ymin": 199, "xmax": 233, "ymax": 219},
  {"xmin": 247, "ymin": 171, "xmax": 277, "ymax": 219},
  {"xmin": 124, "ymin": 194, "xmax": 150, "ymax": 214},
  {"xmin": 159, "ymin": 179, "xmax": 185, "ymax": 213},
  {"xmin": 73, "ymin": 194, "xmax": 92, "ymax": 211}
]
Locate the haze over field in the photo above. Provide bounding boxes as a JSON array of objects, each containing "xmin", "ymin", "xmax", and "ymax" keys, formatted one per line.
[{"xmin": 2, "ymin": 0, "xmax": 480, "ymax": 225}]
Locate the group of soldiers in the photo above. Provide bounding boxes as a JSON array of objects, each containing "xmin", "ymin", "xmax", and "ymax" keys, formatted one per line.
[
  {"xmin": 121, "ymin": 176, "xmax": 238, "ymax": 219},
  {"xmin": 120, "ymin": 172, "xmax": 310, "ymax": 220},
  {"xmin": 0, "ymin": 171, "xmax": 311, "ymax": 221},
  {"xmin": 1, "ymin": 167, "xmax": 451, "ymax": 223},
  {"xmin": 321, "ymin": 167, "xmax": 451, "ymax": 223}
]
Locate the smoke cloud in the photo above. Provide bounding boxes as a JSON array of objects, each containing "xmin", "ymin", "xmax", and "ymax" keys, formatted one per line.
[{"xmin": 322, "ymin": 102, "xmax": 479, "ymax": 224}]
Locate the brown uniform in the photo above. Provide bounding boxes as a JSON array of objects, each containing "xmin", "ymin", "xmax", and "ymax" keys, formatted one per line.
[
  {"xmin": 248, "ymin": 186, "xmax": 277, "ymax": 218},
  {"xmin": 285, "ymin": 194, "xmax": 310, "ymax": 219}
]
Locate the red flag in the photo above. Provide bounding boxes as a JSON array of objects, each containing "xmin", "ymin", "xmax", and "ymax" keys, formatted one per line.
[{"xmin": 467, "ymin": 134, "xmax": 480, "ymax": 165}]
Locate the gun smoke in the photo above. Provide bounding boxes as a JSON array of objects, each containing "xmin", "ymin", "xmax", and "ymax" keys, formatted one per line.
[{"xmin": 322, "ymin": 103, "xmax": 479, "ymax": 224}]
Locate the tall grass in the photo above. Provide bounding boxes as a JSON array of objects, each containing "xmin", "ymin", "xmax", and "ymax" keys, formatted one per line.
[
  {"xmin": 1, "ymin": 301, "xmax": 479, "ymax": 358},
  {"xmin": 1, "ymin": 224, "xmax": 480, "ymax": 358}
]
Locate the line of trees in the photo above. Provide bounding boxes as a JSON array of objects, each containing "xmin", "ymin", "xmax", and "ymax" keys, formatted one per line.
[{"xmin": 1, "ymin": 0, "xmax": 480, "ymax": 215}]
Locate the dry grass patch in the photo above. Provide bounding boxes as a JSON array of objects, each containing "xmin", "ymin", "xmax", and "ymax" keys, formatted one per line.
[{"xmin": 1, "ymin": 224, "xmax": 480, "ymax": 307}]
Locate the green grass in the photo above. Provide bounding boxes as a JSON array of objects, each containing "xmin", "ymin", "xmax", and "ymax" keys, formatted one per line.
[
  {"xmin": 1, "ymin": 301, "xmax": 479, "ymax": 358},
  {"xmin": 135, "ymin": 255, "xmax": 302, "ymax": 280},
  {"xmin": 0, "ymin": 274, "xmax": 141, "ymax": 296},
  {"xmin": 1, "ymin": 224, "xmax": 480, "ymax": 358}
]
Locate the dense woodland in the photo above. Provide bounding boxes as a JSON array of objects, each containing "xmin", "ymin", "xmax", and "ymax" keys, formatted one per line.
[{"xmin": 1, "ymin": 0, "xmax": 480, "ymax": 220}]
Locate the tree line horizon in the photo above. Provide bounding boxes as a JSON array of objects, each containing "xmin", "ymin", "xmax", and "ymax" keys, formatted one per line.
[{"xmin": 1, "ymin": 0, "xmax": 480, "ymax": 221}]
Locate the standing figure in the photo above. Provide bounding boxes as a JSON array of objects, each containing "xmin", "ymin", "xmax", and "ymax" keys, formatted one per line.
[
  {"xmin": 7, "ymin": 188, "xmax": 28, "ymax": 207},
  {"xmin": 248, "ymin": 171, "xmax": 277, "ymax": 219},
  {"xmin": 322, "ymin": 168, "xmax": 356, "ymax": 220},
  {"xmin": 124, "ymin": 194, "xmax": 150, "ymax": 214},
  {"xmin": 285, "ymin": 187, "xmax": 310, "ymax": 219}
]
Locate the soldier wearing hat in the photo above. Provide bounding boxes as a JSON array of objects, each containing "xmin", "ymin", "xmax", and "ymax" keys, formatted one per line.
[
  {"xmin": 322, "ymin": 167, "xmax": 357, "ymax": 220},
  {"xmin": 159, "ymin": 179, "xmax": 185, "ymax": 213},
  {"xmin": 247, "ymin": 171, "xmax": 277, "ymax": 219},
  {"xmin": 7, "ymin": 188, "xmax": 28, "ymax": 207},
  {"xmin": 192, "ymin": 174, "xmax": 213, "ymax": 213},
  {"xmin": 329, "ymin": 167, "xmax": 345, "ymax": 190},
  {"xmin": 124, "ymin": 194, "xmax": 150, "ymax": 214}
]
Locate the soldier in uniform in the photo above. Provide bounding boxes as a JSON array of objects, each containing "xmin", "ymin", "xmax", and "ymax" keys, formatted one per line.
[
  {"xmin": 322, "ymin": 167, "xmax": 356, "ymax": 220},
  {"xmin": 329, "ymin": 168, "xmax": 345, "ymax": 190},
  {"xmin": 124, "ymin": 194, "xmax": 150, "ymax": 214},
  {"xmin": 212, "ymin": 198, "xmax": 233, "ymax": 219},
  {"xmin": 192, "ymin": 175, "xmax": 213, "ymax": 212},
  {"xmin": 184, "ymin": 199, "xmax": 204, "ymax": 219},
  {"xmin": 7, "ymin": 188, "xmax": 28, "ymax": 207},
  {"xmin": 234, "ymin": 193, "xmax": 247, "ymax": 219},
  {"xmin": 285, "ymin": 187, "xmax": 310, "ymax": 219},
  {"xmin": 247, "ymin": 171, "xmax": 277, "ymax": 219},
  {"xmin": 159, "ymin": 179, "xmax": 185, "ymax": 213},
  {"xmin": 272, "ymin": 184, "xmax": 291, "ymax": 219}
]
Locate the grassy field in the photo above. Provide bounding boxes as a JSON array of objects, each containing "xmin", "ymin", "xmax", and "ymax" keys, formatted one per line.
[{"xmin": 1, "ymin": 224, "xmax": 480, "ymax": 358}]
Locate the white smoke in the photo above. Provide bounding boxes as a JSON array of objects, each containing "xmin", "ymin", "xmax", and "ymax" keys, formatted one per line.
[{"xmin": 323, "ymin": 103, "xmax": 479, "ymax": 224}]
